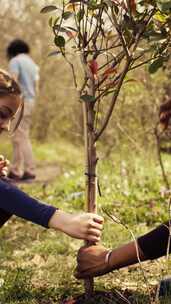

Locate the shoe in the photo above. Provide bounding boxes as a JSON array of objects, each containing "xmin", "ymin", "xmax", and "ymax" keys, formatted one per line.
[
  {"xmin": 8, "ymin": 171, "xmax": 22, "ymax": 181},
  {"xmin": 22, "ymin": 172, "xmax": 36, "ymax": 180}
]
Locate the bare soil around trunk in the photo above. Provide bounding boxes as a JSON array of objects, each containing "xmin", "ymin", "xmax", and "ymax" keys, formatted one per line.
[{"xmin": 62, "ymin": 289, "xmax": 156, "ymax": 304}]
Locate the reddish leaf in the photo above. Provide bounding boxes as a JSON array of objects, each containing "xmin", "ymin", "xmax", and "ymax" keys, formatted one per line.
[
  {"xmin": 89, "ymin": 60, "xmax": 98, "ymax": 75},
  {"xmin": 103, "ymin": 66, "xmax": 117, "ymax": 77},
  {"xmin": 66, "ymin": 31, "xmax": 77, "ymax": 38},
  {"xmin": 128, "ymin": 0, "xmax": 136, "ymax": 14},
  {"xmin": 159, "ymin": 99, "xmax": 171, "ymax": 131}
]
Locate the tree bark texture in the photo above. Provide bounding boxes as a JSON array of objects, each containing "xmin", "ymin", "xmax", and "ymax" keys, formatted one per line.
[{"xmin": 82, "ymin": 77, "xmax": 97, "ymax": 297}]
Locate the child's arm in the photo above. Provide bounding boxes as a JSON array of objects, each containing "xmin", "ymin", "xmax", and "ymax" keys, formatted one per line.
[
  {"xmin": 48, "ymin": 210, "xmax": 103, "ymax": 241},
  {"xmin": 0, "ymin": 179, "xmax": 103, "ymax": 241}
]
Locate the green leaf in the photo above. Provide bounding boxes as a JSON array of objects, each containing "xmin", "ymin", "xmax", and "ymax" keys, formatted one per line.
[
  {"xmin": 88, "ymin": 2, "xmax": 103, "ymax": 10},
  {"xmin": 157, "ymin": 0, "xmax": 171, "ymax": 12},
  {"xmin": 148, "ymin": 57, "xmax": 164, "ymax": 74},
  {"xmin": 143, "ymin": 29, "xmax": 167, "ymax": 41},
  {"xmin": 66, "ymin": 26, "xmax": 78, "ymax": 32},
  {"xmin": 136, "ymin": 3, "xmax": 146, "ymax": 13},
  {"xmin": 69, "ymin": 0, "xmax": 81, "ymax": 3},
  {"xmin": 54, "ymin": 17, "xmax": 60, "ymax": 26},
  {"xmin": 49, "ymin": 16, "xmax": 53, "ymax": 27},
  {"xmin": 62, "ymin": 11, "xmax": 73, "ymax": 20},
  {"xmin": 80, "ymin": 94, "xmax": 96, "ymax": 102},
  {"xmin": 103, "ymin": 89, "xmax": 116, "ymax": 96},
  {"xmin": 153, "ymin": 11, "xmax": 168, "ymax": 23},
  {"xmin": 48, "ymin": 50, "xmax": 61, "ymax": 57},
  {"xmin": 77, "ymin": 9, "xmax": 84, "ymax": 22},
  {"xmin": 54, "ymin": 25, "xmax": 67, "ymax": 33},
  {"xmin": 54, "ymin": 36, "xmax": 66, "ymax": 48},
  {"xmin": 40, "ymin": 5, "xmax": 58, "ymax": 14}
]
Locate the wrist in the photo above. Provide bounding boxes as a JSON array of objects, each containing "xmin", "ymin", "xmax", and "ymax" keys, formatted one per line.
[
  {"xmin": 48, "ymin": 210, "xmax": 68, "ymax": 232},
  {"xmin": 105, "ymin": 249, "xmax": 113, "ymax": 268}
]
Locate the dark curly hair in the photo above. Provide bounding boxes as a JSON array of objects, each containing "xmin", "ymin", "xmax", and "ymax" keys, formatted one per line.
[{"xmin": 7, "ymin": 39, "xmax": 30, "ymax": 59}]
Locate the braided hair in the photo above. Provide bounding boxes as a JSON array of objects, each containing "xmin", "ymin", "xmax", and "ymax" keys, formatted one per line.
[{"xmin": 0, "ymin": 69, "xmax": 24, "ymax": 132}]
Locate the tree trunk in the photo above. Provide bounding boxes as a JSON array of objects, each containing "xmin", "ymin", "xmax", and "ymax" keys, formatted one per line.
[{"xmin": 82, "ymin": 86, "xmax": 97, "ymax": 297}]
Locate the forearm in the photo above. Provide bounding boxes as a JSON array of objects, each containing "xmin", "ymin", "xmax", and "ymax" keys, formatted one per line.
[
  {"xmin": 0, "ymin": 180, "xmax": 103, "ymax": 241},
  {"xmin": 48, "ymin": 210, "xmax": 71, "ymax": 231},
  {"xmin": 0, "ymin": 179, "xmax": 56, "ymax": 228},
  {"xmin": 99, "ymin": 222, "xmax": 171, "ymax": 273},
  {"xmin": 107, "ymin": 241, "xmax": 145, "ymax": 271},
  {"xmin": 48, "ymin": 209, "xmax": 103, "ymax": 241},
  {"xmin": 111, "ymin": 221, "xmax": 171, "ymax": 268},
  {"xmin": 107, "ymin": 222, "xmax": 171, "ymax": 271}
]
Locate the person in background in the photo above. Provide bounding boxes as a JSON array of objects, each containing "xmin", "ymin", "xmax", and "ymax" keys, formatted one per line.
[
  {"xmin": 6, "ymin": 39, "xmax": 39, "ymax": 181},
  {"xmin": 0, "ymin": 69, "xmax": 103, "ymax": 243}
]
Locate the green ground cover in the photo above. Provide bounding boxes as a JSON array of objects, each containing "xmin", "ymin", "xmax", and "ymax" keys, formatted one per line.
[{"xmin": 0, "ymin": 138, "xmax": 171, "ymax": 303}]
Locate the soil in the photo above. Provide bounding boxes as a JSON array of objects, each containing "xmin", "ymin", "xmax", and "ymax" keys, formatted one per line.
[
  {"xmin": 6, "ymin": 164, "xmax": 60, "ymax": 184},
  {"xmin": 61, "ymin": 289, "xmax": 155, "ymax": 304}
]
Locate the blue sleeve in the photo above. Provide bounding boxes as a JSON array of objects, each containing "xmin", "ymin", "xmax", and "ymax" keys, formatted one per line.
[
  {"xmin": 0, "ymin": 180, "xmax": 57, "ymax": 228},
  {"xmin": 9, "ymin": 58, "xmax": 20, "ymax": 77}
]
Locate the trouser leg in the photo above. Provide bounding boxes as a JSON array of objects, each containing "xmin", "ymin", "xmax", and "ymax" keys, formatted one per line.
[
  {"xmin": 11, "ymin": 128, "xmax": 24, "ymax": 176},
  {"xmin": 10, "ymin": 102, "xmax": 35, "ymax": 176},
  {"xmin": 21, "ymin": 114, "xmax": 35, "ymax": 173},
  {"xmin": 22, "ymin": 102, "xmax": 35, "ymax": 174}
]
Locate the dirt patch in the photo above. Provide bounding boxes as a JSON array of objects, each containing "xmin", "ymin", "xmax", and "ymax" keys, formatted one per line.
[
  {"xmin": 8, "ymin": 163, "xmax": 61, "ymax": 185},
  {"xmin": 35, "ymin": 163, "xmax": 61, "ymax": 183},
  {"xmin": 61, "ymin": 289, "xmax": 155, "ymax": 304}
]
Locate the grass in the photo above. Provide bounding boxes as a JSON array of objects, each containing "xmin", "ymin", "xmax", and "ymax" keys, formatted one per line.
[{"xmin": 0, "ymin": 136, "xmax": 171, "ymax": 303}]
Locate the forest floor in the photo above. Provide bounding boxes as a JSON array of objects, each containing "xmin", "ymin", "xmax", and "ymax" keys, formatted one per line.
[{"xmin": 0, "ymin": 137, "xmax": 171, "ymax": 303}]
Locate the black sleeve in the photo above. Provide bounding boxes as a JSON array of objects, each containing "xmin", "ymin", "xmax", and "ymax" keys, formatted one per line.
[
  {"xmin": 138, "ymin": 221, "xmax": 171, "ymax": 260},
  {"xmin": 0, "ymin": 179, "xmax": 57, "ymax": 228},
  {"xmin": 0, "ymin": 208, "xmax": 11, "ymax": 227}
]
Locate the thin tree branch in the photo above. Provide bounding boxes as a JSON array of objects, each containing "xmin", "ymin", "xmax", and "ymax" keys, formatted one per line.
[
  {"xmin": 111, "ymin": 7, "xmax": 131, "ymax": 61},
  {"xmin": 131, "ymin": 8, "xmax": 156, "ymax": 56},
  {"xmin": 154, "ymin": 126, "xmax": 170, "ymax": 190},
  {"xmin": 130, "ymin": 54, "xmax": 163, "ymax": 71},
  {"xmin": 95, "ymin": 60, "xmax": 131, "ymax": 141}
]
